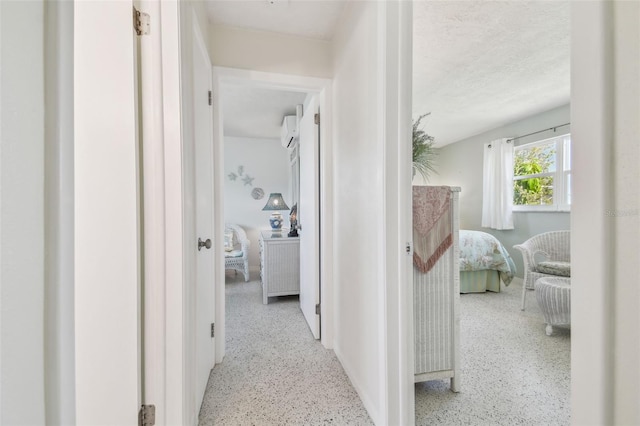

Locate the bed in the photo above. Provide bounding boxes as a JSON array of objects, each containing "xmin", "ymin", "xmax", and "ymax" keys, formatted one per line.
[{"xmin": 459, "ymin": 230, "xmax": 516, "ymax": 293}]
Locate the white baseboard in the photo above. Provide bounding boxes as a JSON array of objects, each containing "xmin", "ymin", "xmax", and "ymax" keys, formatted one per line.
[{"xmin": 333, "ymin": 344, "xmax": 381, "ymax": 425}]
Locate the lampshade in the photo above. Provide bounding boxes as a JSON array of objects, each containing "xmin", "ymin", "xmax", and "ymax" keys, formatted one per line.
[
  {"xmin": 262, "ymin": 193, "xmax": 290, "ymax": 231},
  {"xmin": 262, "ymin": 193, "xmax": 290, "ymax": 211}
]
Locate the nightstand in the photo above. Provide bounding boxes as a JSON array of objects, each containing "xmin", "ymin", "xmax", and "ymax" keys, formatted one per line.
[{"xmin": 259, "ymin": 231, "xmax": 300, "ymax": 304}]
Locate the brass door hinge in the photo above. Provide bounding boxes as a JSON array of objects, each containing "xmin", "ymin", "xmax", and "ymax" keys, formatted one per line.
[
  {"xmin": 139, "ymin": 404, "xmax": 155, "ymax": 426},
  {"xmin": 134, "ymin": 8, "xmax": 150, "ymax": 36}
]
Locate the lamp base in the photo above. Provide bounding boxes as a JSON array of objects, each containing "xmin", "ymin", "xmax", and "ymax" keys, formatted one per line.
[{"xmin": 269, "ymin": 212, "xmax": 284, "ymax": 230}]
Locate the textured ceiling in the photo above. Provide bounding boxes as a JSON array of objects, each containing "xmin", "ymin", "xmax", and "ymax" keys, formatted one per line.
[
  {"xmin": 210, "ymin": 1, "xmax": 570, "ymax": 147},
  {"xmin": 221, "ymin": 85, "xmax": 307, "ymax": 139},
  {"xmin": 205, "ymin": 0, "xmax": 348, "ymax": 40},
  {"xmin": 413, "ymin": 1, "xmax": 570, "ymax": 146}
]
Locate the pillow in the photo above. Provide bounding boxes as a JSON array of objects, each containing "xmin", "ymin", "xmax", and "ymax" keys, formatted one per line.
[
  {"xmin": 536, "ymin": 261, "xmax": 571, "ymax": 277},
  {"xmin": 224, "ymin": 231, "xmax": 235, "ymax": 252},
  {"xmin": 224, "ymin": 250, "xmax": 243, "ymax": 258}
]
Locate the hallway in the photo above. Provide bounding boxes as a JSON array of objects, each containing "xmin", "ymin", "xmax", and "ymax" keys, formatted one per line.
[{"xmin": 198, "ymin": 275, "xmax": 372, "ymax": 425}]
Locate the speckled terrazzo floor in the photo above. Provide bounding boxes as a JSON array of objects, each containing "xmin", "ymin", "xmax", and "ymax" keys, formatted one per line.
[
  {"xmin": 198, "ymin": 273, "xmax": 374, "ymax": 426},
  {"xmin": 415, "ymin": 278, "xmax": 571, "ymax": 426},
  {"xmin": 199, "ymin": 275, "xmax": 569, "ymax": 426}
]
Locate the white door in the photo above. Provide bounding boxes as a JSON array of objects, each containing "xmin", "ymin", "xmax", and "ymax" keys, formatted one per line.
[
  {"xmin": 193, "ymin": 24, "xmax": 215, "ymax": 408},
  {"xmin": 298, "ymin": 97, "xmax": 320, "ymax": 339},
  {"xmin": 74, "ymin": 1, "xmax": 142, "ymax": 423}
]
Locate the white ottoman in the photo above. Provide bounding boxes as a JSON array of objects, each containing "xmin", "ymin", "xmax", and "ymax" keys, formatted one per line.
[{"xmin": 534, "ymin": 277, "xmax": 571, "ymax": 336}]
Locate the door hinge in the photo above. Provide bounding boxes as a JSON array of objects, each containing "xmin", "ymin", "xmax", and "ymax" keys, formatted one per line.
[
  {"xmin": 315, "ymin": 303, "xmax": 321, "ymax": 315},
  {"xmin": 208, "ymin": 90, "xmax": 212, "ymax": 106},
  {"xmin": 314, "ymin": 113, "xmax": 320, "ymax": 125},
  {"xmin": 134, "ymin": 8, "xmax": 150, "ymax": 36},
  {"xmin": 211, "ymin": 322, "xmax": 215, "ymax": 338},
  {"xmin": 138, "ymin": 404, "xmax": 155, "ymax": 426}
]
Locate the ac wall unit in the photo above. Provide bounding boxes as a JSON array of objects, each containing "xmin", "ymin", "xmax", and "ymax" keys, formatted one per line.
[{"xmin": 281, "ymin": 115, "xmax": 299, "ymax": 149}]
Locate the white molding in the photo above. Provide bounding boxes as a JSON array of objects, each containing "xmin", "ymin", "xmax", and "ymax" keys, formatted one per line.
[
  {"xmin": 377, "ymin": 1, "xmax": 415, "ymax": 424},
  {"xmin": 139, "ymin": 1, "xmax": 168, "ymax": 424},
  {"xmin": 159, "ymin": 1, "xmax": 185, "ymax": 424},
  {"xmin": 397, "ymin": 3, "xmax": 415, "ymax": 424},
  {"xmin": 571, "ymin": 1, "xmax": 615, "ymax": 424},
  {"xmin": 212, "ymin": 67, "xmax": 227, "ymax": 365},
  {"xmin": 43, "ymin": 1, "xmax": 75, "ymax": 423}
]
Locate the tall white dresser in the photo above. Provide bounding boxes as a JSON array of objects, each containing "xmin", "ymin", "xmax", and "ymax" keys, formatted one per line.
[
  {"xmin": 413, "ymin": 186, "xmax": 461, "ymax": 391},
  {"xmin": 259, "ymin": 231, "xmax": 300, "ymax": 304}
]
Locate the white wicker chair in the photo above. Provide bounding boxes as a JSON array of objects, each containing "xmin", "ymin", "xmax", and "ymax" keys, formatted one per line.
[
  {"xmin": 513, "ymin": 230, "xmax": 570, "ymax": 311},
  {"xmin": 224, "ymin": 224, "xmax": 250, "ymax": 282}
]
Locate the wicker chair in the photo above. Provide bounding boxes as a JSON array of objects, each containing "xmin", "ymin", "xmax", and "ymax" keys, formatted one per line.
[
  {"xmin": 224, "ymin": 224, "xmax": 250, "ymax": 282},
  {"xmin": 513, "ymin": 230, "xmax": 570, "ymax": 311}
]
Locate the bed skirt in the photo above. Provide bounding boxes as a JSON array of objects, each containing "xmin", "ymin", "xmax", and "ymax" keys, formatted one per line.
[{"xmin": 460, "ymin": 270, "xmax": 501, "ymax": 293}]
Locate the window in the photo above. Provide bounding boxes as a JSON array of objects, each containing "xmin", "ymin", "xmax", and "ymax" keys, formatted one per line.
[{"xmin": 513, "ymin": 134, "xmax": 571, "ymax": 211}]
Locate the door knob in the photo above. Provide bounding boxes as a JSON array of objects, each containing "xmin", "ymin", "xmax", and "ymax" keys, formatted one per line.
[{"xmin": 198, "ymin": 238, "xmax": 212, "ymax": 251}]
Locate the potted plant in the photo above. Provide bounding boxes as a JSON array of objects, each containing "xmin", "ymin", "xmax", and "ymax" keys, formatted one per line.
[{"xmin": 412, "ymin": 113, "xmax": 437, "ymax": 181}]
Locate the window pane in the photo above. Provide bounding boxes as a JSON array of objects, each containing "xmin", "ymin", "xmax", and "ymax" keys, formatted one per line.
[
  {"xmin": 563, "ymin": 137, "xmax": 571, "ymax": 171},
  {"xmin": 514, "ymin": 176, "xmax": 554, "ymax": 205},
  {"xmin": 514, "ymin": 142, "xmax": 556, "ymax": 177},
  {"xmin": 565, "ymin": 172, "xmax": 571, "ymax": 204}
]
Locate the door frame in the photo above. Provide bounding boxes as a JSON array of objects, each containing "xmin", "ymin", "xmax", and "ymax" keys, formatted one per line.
[{"xmin": 212, "ymin": 66, "xmax": 334, "ymax": 359}]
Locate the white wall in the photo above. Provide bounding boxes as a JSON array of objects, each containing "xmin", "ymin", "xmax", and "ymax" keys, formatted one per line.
[
  {"xmin": 74, "ymin": 1, "xmax": 140, "ymax": 423},
  {"xmin": 571, "ymin": 1, "xmax": 640, "ymax": 424},
  {"xmin": 426, "ymin": 104, "xmax": 571, "ymax": 276},
  {"xmin": 209, "ymin": 24, "xmax": 332, "ymax": 79},
  {"xmin": 0, "ymin": 1, "xmax": 46, "ymax": 424},
  {"xmin": 224, "ymin": 137, "xmax": 291, "ymax": 273},
  {"xmin": 332, "ymin": 3, "xmax": 414, "ymax": 423}
]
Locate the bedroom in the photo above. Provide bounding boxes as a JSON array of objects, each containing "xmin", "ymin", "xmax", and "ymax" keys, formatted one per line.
[{"xmin": 409, "ymin": 2, "xmax": 571, "ymax": 423}]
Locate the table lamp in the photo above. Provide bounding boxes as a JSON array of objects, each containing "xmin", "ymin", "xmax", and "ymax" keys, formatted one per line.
[{"xmin": 262, "ymin": 193, "xmax": 290, "ymax": 230}]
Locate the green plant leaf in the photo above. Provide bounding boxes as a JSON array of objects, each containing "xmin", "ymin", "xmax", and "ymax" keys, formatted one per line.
[{"xmin": 413, "ymin": 113, "xmax": 437, "ymax": 181}]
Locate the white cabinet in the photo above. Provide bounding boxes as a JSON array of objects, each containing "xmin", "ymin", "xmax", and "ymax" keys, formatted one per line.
[
  {"xmin": 413, "ymin": 186, "xmax": 461, "ymax": 391},
  {"xmin": 259, "ymin": 231, "xmax": 300, "ymax": 304}
]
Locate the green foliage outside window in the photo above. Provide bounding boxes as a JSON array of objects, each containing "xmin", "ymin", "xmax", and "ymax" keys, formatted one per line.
[{"xmin": 513, "ymin": 145, "xmax": 555, "ymax": 205}]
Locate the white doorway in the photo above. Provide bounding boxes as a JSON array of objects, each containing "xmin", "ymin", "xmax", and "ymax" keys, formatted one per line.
[{"xmin": 212, "ymin": 67, "xmax": 334, "ymax": 362}]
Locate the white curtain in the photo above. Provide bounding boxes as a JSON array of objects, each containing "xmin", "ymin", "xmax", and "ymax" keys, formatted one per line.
[{"xmin": 481, "ymin": 138, "xmax": 514, "ymax": 230}]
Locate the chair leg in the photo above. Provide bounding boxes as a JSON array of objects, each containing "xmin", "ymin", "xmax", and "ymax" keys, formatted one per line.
[{"xmin": 521, "ymin": 280, "xmax": 528, "ymax": 311}]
